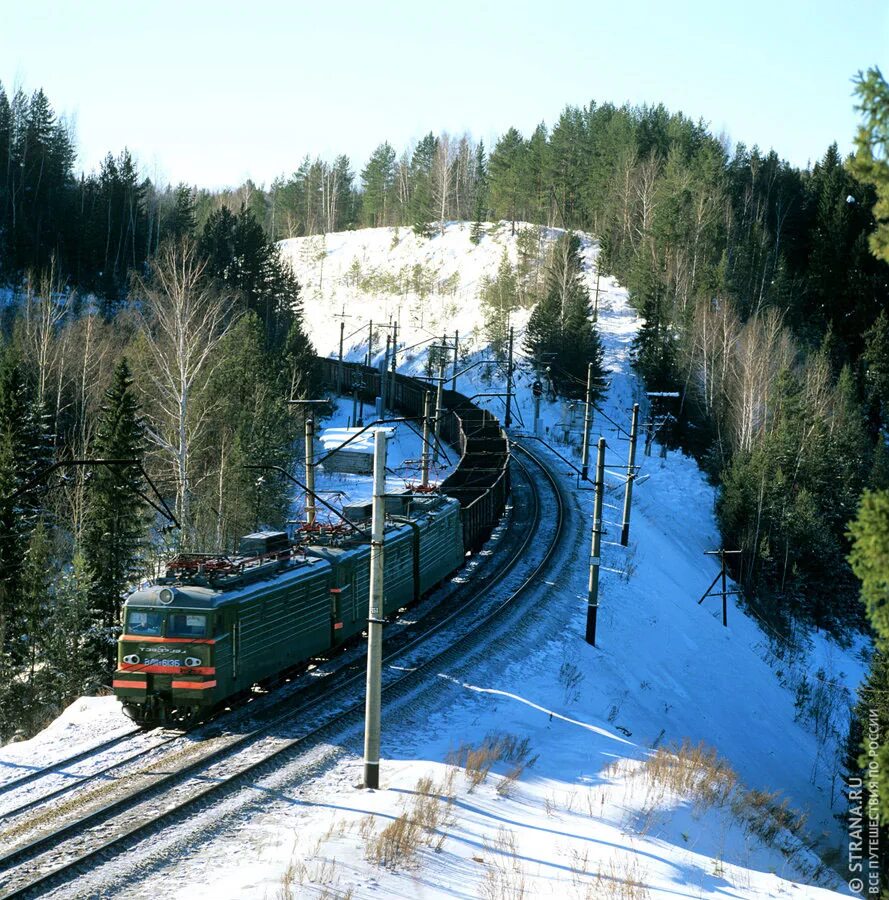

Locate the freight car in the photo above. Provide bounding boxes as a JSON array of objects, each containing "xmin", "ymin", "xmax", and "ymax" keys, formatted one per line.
[{"xmin": 113, "ymin": 361, "xmax": 509, "ymax": 726}]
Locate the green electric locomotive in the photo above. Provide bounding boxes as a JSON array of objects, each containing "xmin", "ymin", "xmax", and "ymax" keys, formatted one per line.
[{"xmin": 113, "ymin": 494, "xmax": 465, "ymax": 725}]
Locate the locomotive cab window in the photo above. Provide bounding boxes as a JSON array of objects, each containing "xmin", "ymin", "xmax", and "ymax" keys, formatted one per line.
[
  {"xmin": 126, "ymin": 609, "xmax": 163, "ymax": 636},
  {"xmin": 167, "ymin": 613, "xmax": 209, "ymax": 638}
]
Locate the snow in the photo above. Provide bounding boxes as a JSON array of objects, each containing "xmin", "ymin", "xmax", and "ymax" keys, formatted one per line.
[
  {"xmin": 0, "ymin": 695, "xmax": 131, "ymax": 784},
  {"xmin": 21, "ymin": 223, "xmax": 863, "ymax": 898}
]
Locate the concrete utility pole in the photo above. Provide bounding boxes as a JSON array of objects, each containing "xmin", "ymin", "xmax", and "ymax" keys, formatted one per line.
[
  {"xmin": 363, "ymin": 429, "xmax": 388, "ymax": 789},
  {"xmin": 505, "ymin": 326, "xmax": 514, "ymax": 429},
  {"xmin": 593, "ymin": 271, "xmax": 602, "ymax": 323},
  {"xmin": 304, "ymin": 412, "xmax": 316, "ymax": 527},
  {"xmin": 433, "ymin": 352, "xmax": 445, "ymax": 464},
  {"xmin": 367, "ymin": 319, "xmax": 374, "ymax": 368},
  {"xmin": 337, "ymin": 321, "xmax": 345, "ymax": 395},
  {"xmin": 381, "ymin": 335, "xmax": 390, "ymax": 414},
  {"xmin": 586, "ymin": 437, "xmax": 606, "ymax": 646},
  {"xmin": 532, "ymin": 380, "xmax": 543, "ymax": 437},
  {"xmin": 421, "ymin": 390, "xmax": 432, "ymax": 487},
  {"xmin": 580, "ymin": 362, "xmax": 595, "ymax": 481},
  {"xmin": 390, "ymin": 321, "xmax": 398, "ymax": 410},
  {"xmin": 620, "ymin": 403, "xmax": 639, "ymax": 546},
  {"xmin": 451, "ymin": 330, "xmax": 459, "ymax": 391},
  {"xmin": 351, "ymin": 376, "xmax": 360, "ymax": 427}
]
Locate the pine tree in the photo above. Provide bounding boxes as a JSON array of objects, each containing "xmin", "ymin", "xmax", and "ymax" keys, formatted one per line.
[
  {"xmin": 850, "ymin": 491, "xmax": 889, "ymax": 654},
  {"xmin": 470, "ymin": 141, "xmax": 487, "ymax": 245},
  {"xmin": 82, "ymin": 359, "xmax": 146, "ymax": 668},
  {"xmin": 850, "ymin": 67, "xmax": 889, "ymax": 263},
  {"xmin": 489, "ymin": 128, "xmax": 527, "ymax": 235},
  {"xmin": 360, "ymin": 142, "xmax": 396, "ymax": 228},
  {"xmin": 409, "ymin": 133, "xmax": 437, "ymax": 236},
  {"xmin": 162, "ymin": 183, "xmax": 197, "ymax": 243}
]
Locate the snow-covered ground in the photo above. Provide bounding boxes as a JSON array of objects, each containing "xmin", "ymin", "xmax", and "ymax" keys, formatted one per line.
[
  {"xmin": 8, "ymin": 223, "xmax": 864, "ymax": 898},
  {"xmin": 0, "ymin": 696, "xmax": 131, "ymax": 784}
]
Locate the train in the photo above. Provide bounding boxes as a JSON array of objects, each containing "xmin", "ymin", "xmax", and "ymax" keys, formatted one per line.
[{"xmin": 113, "ymin": 359, "xmax": 510, "ymax": 726}]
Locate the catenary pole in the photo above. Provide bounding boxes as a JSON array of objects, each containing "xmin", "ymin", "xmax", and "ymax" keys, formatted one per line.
[
  {"xmin": 381, "ymin": 335, "xmax": 390, "ymax": 414},
  {"xmin": 304, "ymin": 412, "xmax": 316, "ymax": 527},
  {"xmin": 390, "ymin": 320, "xmax": 398, "ymax": 409},
  {"xmin": 433, "ymin": 352, "xmax": 445, "ymax": 464},
  {"xmin": 338, "ymin": 321, "xmax": 345, "ymax": 395},
  {"xmin": 586, "ymin": 437, "xmax": 606, "ymax": 646},
  {"xmin": 505, "ymin": 326, "xmax": 514, "ymax": 429},
  {"xmin": 421, "ymin": 390, "xmax": 432, "ymax": 487},
  {"xmin": 451, "ymin": 330, "xmax": 459, "ymax": 391},
  {"xmin": 363, "ymin": 429, "xmax": 388, "ymax": 789},
  {"xmin": 620, "ymin": 403, "xmax": 639, "ymax": 546},
  {"xmin": 580, "ymin": 362, "xmax": 595, "ymax": 481}
]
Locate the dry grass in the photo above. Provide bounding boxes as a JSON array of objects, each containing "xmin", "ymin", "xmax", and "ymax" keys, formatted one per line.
[
  {"xmin": 277, "ymin": 833, "xmax": 354, "ymax": 900},
  {"xmin": 480, "ymin": 827, "xmax": 527, "ymax": 900},
  {"xmin": 590, "ymin": 859, "xmax": 651, "ymax": 900},
  {"xmin": 364, "ymin": 770, "xmax": 457, "ymax": 869},
  {"xmin": 637, "ymin": 739, "xmax": 737, "ymax": 811},
  {"xmin": 559, "ymin": 661, "xmax": 585, "ymax": 704},
  {"xmin": 447, "ymin": 732, "xmax": 536, "ymax": 792},
  {"xmin": 732, "ymin": 787, "xmax": 808, "ymax": 844},
  {"xmin": 608, "ymin": 738, "xmax": 809, "ymax": 863}
]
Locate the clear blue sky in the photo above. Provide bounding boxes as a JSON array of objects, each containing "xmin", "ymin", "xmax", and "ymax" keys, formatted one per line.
[{"xmin": 2, "ymin": 0, "xmax": 887, "ymax": 189}]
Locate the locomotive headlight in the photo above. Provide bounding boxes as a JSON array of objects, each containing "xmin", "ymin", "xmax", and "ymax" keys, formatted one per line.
[
  {"xmin": 184, "ymin": 657, "xmax": 202, "ymax": 668},
  {"xmin": 123, "ymin": 654, "xmax": 140, "ymax": 665},
  {"xmin": 159, "ymin": 588, "xmax": 175, "ymax": 604}
]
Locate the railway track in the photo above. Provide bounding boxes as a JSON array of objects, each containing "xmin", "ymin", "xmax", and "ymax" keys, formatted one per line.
[
  {"xmin": 0, "ymin": 730, "xmax": 141, "ymax": 798},
  {"xmin": 0, "ymin": 444, "xmax": 563, "ymax": 899}
]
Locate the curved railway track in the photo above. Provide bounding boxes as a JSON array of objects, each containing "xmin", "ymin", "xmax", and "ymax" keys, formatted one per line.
[{"xmin": 0, "ymin": 444, "xmax": 564, "ymax": 899}]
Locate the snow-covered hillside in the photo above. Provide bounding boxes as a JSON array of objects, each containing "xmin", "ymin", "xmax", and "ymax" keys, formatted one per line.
[
  {"xmin": 279, "ymin": 221, "xmax": 554, "ymax": 372},
  {"xmin": 2, "ymin": 223, "xmax": 863, "ymax": 898}
]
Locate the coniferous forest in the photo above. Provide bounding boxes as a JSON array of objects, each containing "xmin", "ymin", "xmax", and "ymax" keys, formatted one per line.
[{"xmin": 3, "ymin": 70, "xmax": 889, "ymax": 856}]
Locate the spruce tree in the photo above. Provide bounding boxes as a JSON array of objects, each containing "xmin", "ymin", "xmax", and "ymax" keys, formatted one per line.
[
  {"xmin": 42, "ymin": 550, "xmax": 98, "ymax": 705},
  {"xmin": 560, "ymin": 274, "xmax": 606, "ymax": 401},
  {"xmin": 525, "ymin": 234, "xmax": 605, "ymax": 400},
  {"xmin": 470, "ymin": 141, "xmax": 487, "ymax": 245},
  {"xmin": 481, "ymin": 249, "xmax": 517, "ymax": 358},
  {"xmin": 82, "ymin": 359, "xmax": 146, "ymax": 667},
  {"xmin": 865, "ymin": 311, "xmax": 889, "ymax": 426},
  {"xmin": 0, "ymin": 350, "xmax": 47, "ymax": 668},
  {"xmin": 872, "ymin": 434, "xmax": 889, "ymax": 491},
  {"xmin": 524, "ymin": 279, "xmax": 561, "ymax": 373}
]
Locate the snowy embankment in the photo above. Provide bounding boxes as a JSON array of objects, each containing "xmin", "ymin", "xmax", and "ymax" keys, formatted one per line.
[{"xmin": 4, "ymin": 222, "xmax": 862, "ymax": 898}]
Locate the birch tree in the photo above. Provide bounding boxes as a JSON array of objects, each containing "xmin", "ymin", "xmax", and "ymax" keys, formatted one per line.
[{"xmin": 137, "ymin": 240, "xmax": 236, "ymax": 544}]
